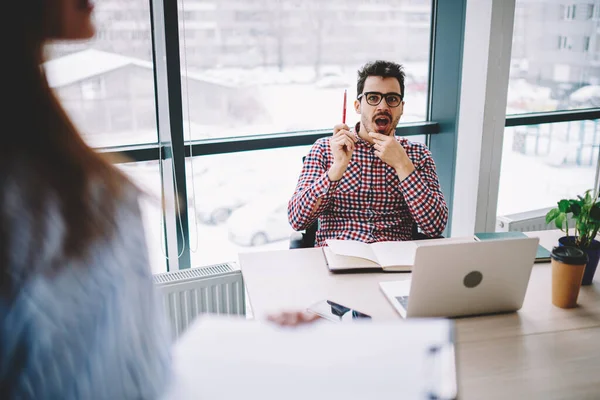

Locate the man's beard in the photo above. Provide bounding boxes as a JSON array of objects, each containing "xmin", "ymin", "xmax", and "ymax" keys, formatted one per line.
[{"xmin": 362, "ymin": 113, "xmax": 401, "ymax": 136}]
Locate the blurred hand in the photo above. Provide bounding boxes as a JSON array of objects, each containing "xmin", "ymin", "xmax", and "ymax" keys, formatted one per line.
[
  {"xmin": 267, "ymin": 310, "xmax": 321, "ymax": 327},
  {"xmin": 369, "ymin": 131, "xmax": 415, "ymax": 180},
  {"xmin": 328, "ymin": 123, "xmax": 357, "ymax": 181}
]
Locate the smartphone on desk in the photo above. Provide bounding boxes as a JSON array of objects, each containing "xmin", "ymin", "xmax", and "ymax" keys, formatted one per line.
[{"xmin": 307, "ymin": 300, "xmax": 372, "ymax": 322}]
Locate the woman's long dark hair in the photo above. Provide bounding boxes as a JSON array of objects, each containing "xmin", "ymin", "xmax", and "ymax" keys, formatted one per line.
[{"xmin": 0, "ymin": 1, "xmax": 133, "ymax": 294}]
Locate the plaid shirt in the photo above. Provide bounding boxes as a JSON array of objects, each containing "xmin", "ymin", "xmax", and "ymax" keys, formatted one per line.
[{"xmin": 288, "ymin": 128, "xmax": 448, "ymax": 247}]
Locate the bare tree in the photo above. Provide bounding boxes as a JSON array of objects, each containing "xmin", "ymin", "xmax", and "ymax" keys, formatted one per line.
[
  {"xmin": 275, "ymin": 0, "xmax": 285, "ymax": 71},
  {"xmin": 246, "ymin": 0, "xmax": 285, "ymax": 70},
  {"xmin": 305, "ymin": 1, "xmax": 326, "ymax": 78}
]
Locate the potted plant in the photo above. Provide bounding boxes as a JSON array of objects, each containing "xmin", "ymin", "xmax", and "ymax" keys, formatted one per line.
[{"xmin": 546, "ymin": 189, "xmax": 600, "ymax": 285}]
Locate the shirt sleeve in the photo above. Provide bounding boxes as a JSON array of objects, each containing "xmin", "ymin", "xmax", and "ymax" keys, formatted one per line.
[
  {"xmin": 398, "ymin": 144, "xmax": 449, "ymax": 237},
  {"xmin": 288, "ymin": 139, "xmax": 340, "ymax": 231}
]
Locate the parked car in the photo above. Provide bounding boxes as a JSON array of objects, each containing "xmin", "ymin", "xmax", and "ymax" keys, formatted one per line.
[
  {"xmin": 190, "ymin": 159, "xmax": 296, "ymax": 225},
  {"xmin": 227, "ymin": 194, "xmax": 293, "ymax": 247},
  {"xmin": 566, "ymin": 85, "xmax": 600, "ymax": 109},
  {"xmin": 506, "ymin": 79, "xmax": 556, "ymax": 111},
  {"xmin": 188, "ymin": 166, "xmax": 243, "ymax": 224},
  {"xmin": 193, "ymin": 188, "xmax": 246, "ymax": 225},
  {"xmin": 551, "ymin": 82, "xmax": 582, "ymax": 102}
]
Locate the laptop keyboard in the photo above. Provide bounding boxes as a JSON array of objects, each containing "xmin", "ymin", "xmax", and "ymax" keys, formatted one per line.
[{"xmin": 395, "ymin": 296, "xmax": 409, "ymax": 309}]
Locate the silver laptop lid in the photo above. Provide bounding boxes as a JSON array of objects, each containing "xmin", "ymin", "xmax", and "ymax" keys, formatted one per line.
[{"xmin": 406, "ymin": 237, "xmax": 539, "ymax": 318}]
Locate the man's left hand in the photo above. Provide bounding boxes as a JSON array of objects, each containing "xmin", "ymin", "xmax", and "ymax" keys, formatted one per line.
[
  {"xmin": 267, "ymin": 310, "xmax": 322, "ymax": 327},
  {"xmin": 369, "ymin": 131, "xmax": 415, "ymax": 180}
]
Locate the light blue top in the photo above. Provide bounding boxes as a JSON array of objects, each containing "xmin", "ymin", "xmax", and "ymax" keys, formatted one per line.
[{"xmin": 0, "ymin": 177, "xmax": 171, "ymax": 399}]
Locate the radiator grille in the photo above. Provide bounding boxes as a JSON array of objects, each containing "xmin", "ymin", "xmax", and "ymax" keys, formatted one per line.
[
  {"xmin": 153, "ymin": 262, "xmax": 245, "ymax": 338},
  {"xmin": 496, "ymin": 207, "xmax": 575, "ymax": 232},
  {"xmin": 153, "ymin": 263, "xmax": 235, "ymax": 284}
]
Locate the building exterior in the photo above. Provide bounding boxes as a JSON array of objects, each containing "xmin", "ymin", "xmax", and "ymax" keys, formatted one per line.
[
  {"xmin": 45, "ymin": 0, "xmax": 600, "ymax": 152},
  {"xmin": 45, "ymin": 49, "xmax": 157, "ymax": 146},
  {"xmin": 47, "ymin": 1, "xmax": 600, "ymax": 93},
  {"xmin": 44, "ymin": 49, "xmax": 262, "ymax": 147},
  {"xmin": 49, "ymin": 0, "xmax": 431, "ymax": 73},
  {"xmin": 512, "ymin": 0, "xmax": 600, "ymax": 95}
]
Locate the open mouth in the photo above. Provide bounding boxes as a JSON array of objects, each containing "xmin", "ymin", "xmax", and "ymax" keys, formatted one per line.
[{"xmin": 374, "ymin": 116, "xmax": 391, "ymax": 133}]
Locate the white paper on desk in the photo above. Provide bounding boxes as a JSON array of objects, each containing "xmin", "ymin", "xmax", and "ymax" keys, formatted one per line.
[
  {"xmin": 163, "ymin": 315, "xmax": 457, "ymax": 400},
  {"xmin": 326, "ymin": 239, "xmax": 380, "ymax": 263}
]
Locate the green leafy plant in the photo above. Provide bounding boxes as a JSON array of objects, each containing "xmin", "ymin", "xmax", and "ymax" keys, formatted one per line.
[{"xmin": 546, "ymin": 189, "xmax": 600, "ymax": 249}]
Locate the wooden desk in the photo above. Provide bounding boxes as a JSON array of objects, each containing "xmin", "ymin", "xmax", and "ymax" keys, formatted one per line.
[{"xmin": 239, "ymin": 230, "xmax": 600, "ymax": 399}]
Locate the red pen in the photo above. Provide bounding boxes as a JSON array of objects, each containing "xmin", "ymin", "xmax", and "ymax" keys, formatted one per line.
[{"xmin": 342, "ymin": 89, "xmax": 347, "ymax": 124}]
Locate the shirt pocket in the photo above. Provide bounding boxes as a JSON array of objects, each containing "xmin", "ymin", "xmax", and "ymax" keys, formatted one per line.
[
  {"xmin": 383, "ymin": 169, "xmax": 405, "ymax": 206},
  {"xmin": 337, "ymin": 161, "xmax": 361, "ymax": 193}
]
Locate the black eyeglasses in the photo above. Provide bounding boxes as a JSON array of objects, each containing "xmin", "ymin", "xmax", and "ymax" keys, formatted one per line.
[{"xmin": 357, "ymin": 91, "xmax": 404, "ymax": 107}]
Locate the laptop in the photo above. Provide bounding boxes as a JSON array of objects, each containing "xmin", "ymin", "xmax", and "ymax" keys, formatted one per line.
[{"xmin": 379, "ymin": 237, "xmax": 539, "ymax": 318}]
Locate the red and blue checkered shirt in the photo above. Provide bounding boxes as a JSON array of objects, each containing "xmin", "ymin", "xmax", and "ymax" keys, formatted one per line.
[{"xmin": 288, "ymin": 129, "xmax": 448, "ymax": 247}]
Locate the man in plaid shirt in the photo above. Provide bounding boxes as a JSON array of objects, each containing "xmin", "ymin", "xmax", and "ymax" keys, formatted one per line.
[{"xmin": 288, "ymin": 60, "xmax": 448, "ymax": 247}]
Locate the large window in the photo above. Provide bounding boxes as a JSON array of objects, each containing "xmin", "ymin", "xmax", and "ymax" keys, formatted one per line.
[
  {"xmin": 118, "ymin": 161, "xmax": 167, "ymax": 274},
  {"xmin": 176, "ymin": 0, "xmax": 434, "ymax": 265},
  {"xmin": 498, "ymin": 0, "xmax": 600, "ymax": 226},
  {"xmin": 185, "ymin": 146, "xmax": 309, "ymax": 266},
  {"xmin": 177, "ymin": 0, "xmax": 433, "ymax": 140},
  {"xmin": 44, "ymin": 1, "xmax": 163, "ymax": 271},
  {"xmin": 497, "ymin": 120, "xmax": 600, "ymax": 216},
  {"xmin": 508, "ymin": 1, "xmax": 600, "ymax": 114},
  {"xmin": 45, "ymin": 0, "xmax": 157, "ymax": 147}
]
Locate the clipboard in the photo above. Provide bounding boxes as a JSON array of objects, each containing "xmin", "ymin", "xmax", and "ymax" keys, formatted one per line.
[{"xmin": 165, "ymin": 315, "xmax": 458, "ymax": 400}]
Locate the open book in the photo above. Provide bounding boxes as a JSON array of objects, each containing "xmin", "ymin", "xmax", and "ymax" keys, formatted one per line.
[{"xmin": 323, "ymin": 237, "xmax": 476, "ymax": 272}]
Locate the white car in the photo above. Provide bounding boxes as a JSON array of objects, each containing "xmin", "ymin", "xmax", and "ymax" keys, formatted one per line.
[
  {"xmin": 567, "ymin": 85, "xmax": 600, "ymax": 108},
  {"xmin": 193, "ymin": 189, "xmax": 246, "ymax": 225},
  {"xmin": 227, "ymin": 195, "xmax": 293, "ymax": 247}
]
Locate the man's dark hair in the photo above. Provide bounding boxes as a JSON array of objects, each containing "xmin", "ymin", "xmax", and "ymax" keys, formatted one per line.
[{"xmin": 357, "ymin": 60, "xmax": 405, "ymax": 98}]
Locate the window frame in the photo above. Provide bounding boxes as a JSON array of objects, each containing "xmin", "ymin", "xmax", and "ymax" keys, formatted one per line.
[
  {"xmin": 558, "ymin": 35, "xmax": 573, "ymax": 50},
  {"xmin": 563, "ymin": 4, "xmax": 577, "ymax": 20},
  {"xmin": 584, "ymin": 35, "xmax": 591, "ymax": 52}
]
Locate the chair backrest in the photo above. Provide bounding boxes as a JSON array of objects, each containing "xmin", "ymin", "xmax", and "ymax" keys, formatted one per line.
[{"xmin": 302, "ymin": 220, "xmax": 318, "ymax": 248}]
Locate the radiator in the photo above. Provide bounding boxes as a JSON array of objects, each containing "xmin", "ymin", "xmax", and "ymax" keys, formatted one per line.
[
  {"xmin": 496, "ymin": 207, "xmax": 573, "ymax": 232},
  {"xmin": 153, "ymin": 262, "xmax": 245, "ymax": 338}
]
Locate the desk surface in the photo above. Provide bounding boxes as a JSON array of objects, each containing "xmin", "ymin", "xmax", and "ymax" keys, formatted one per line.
[{"xmin": 239, "ymin": 230, "xmax": 600, "ymax": 400}]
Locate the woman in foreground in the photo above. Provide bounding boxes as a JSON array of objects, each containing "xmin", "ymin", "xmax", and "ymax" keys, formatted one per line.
[{"xmin": 0, "ymin": 0, "xmax": 316, "ymax": 398}]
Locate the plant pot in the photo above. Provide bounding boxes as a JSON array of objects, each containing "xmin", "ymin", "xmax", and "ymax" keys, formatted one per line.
[{"xmin": 558, "ymin": 236, "xmax": 600, "ymax": 285}]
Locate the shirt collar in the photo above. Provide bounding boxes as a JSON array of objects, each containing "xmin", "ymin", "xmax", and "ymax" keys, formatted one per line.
[{"xmin": 353, "ymin": 122, "xmax": 371, "ymax": 146}]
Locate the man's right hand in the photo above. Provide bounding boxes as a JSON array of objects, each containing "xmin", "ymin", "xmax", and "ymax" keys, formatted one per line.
[{"xmin": 328, "ymin": 123, "xmax": 357, "ymax": 181}]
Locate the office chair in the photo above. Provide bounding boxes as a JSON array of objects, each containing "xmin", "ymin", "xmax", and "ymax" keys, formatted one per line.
[{"xmin": 289, "ymin": 220, "xmax": 440, "ymax": 249}]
